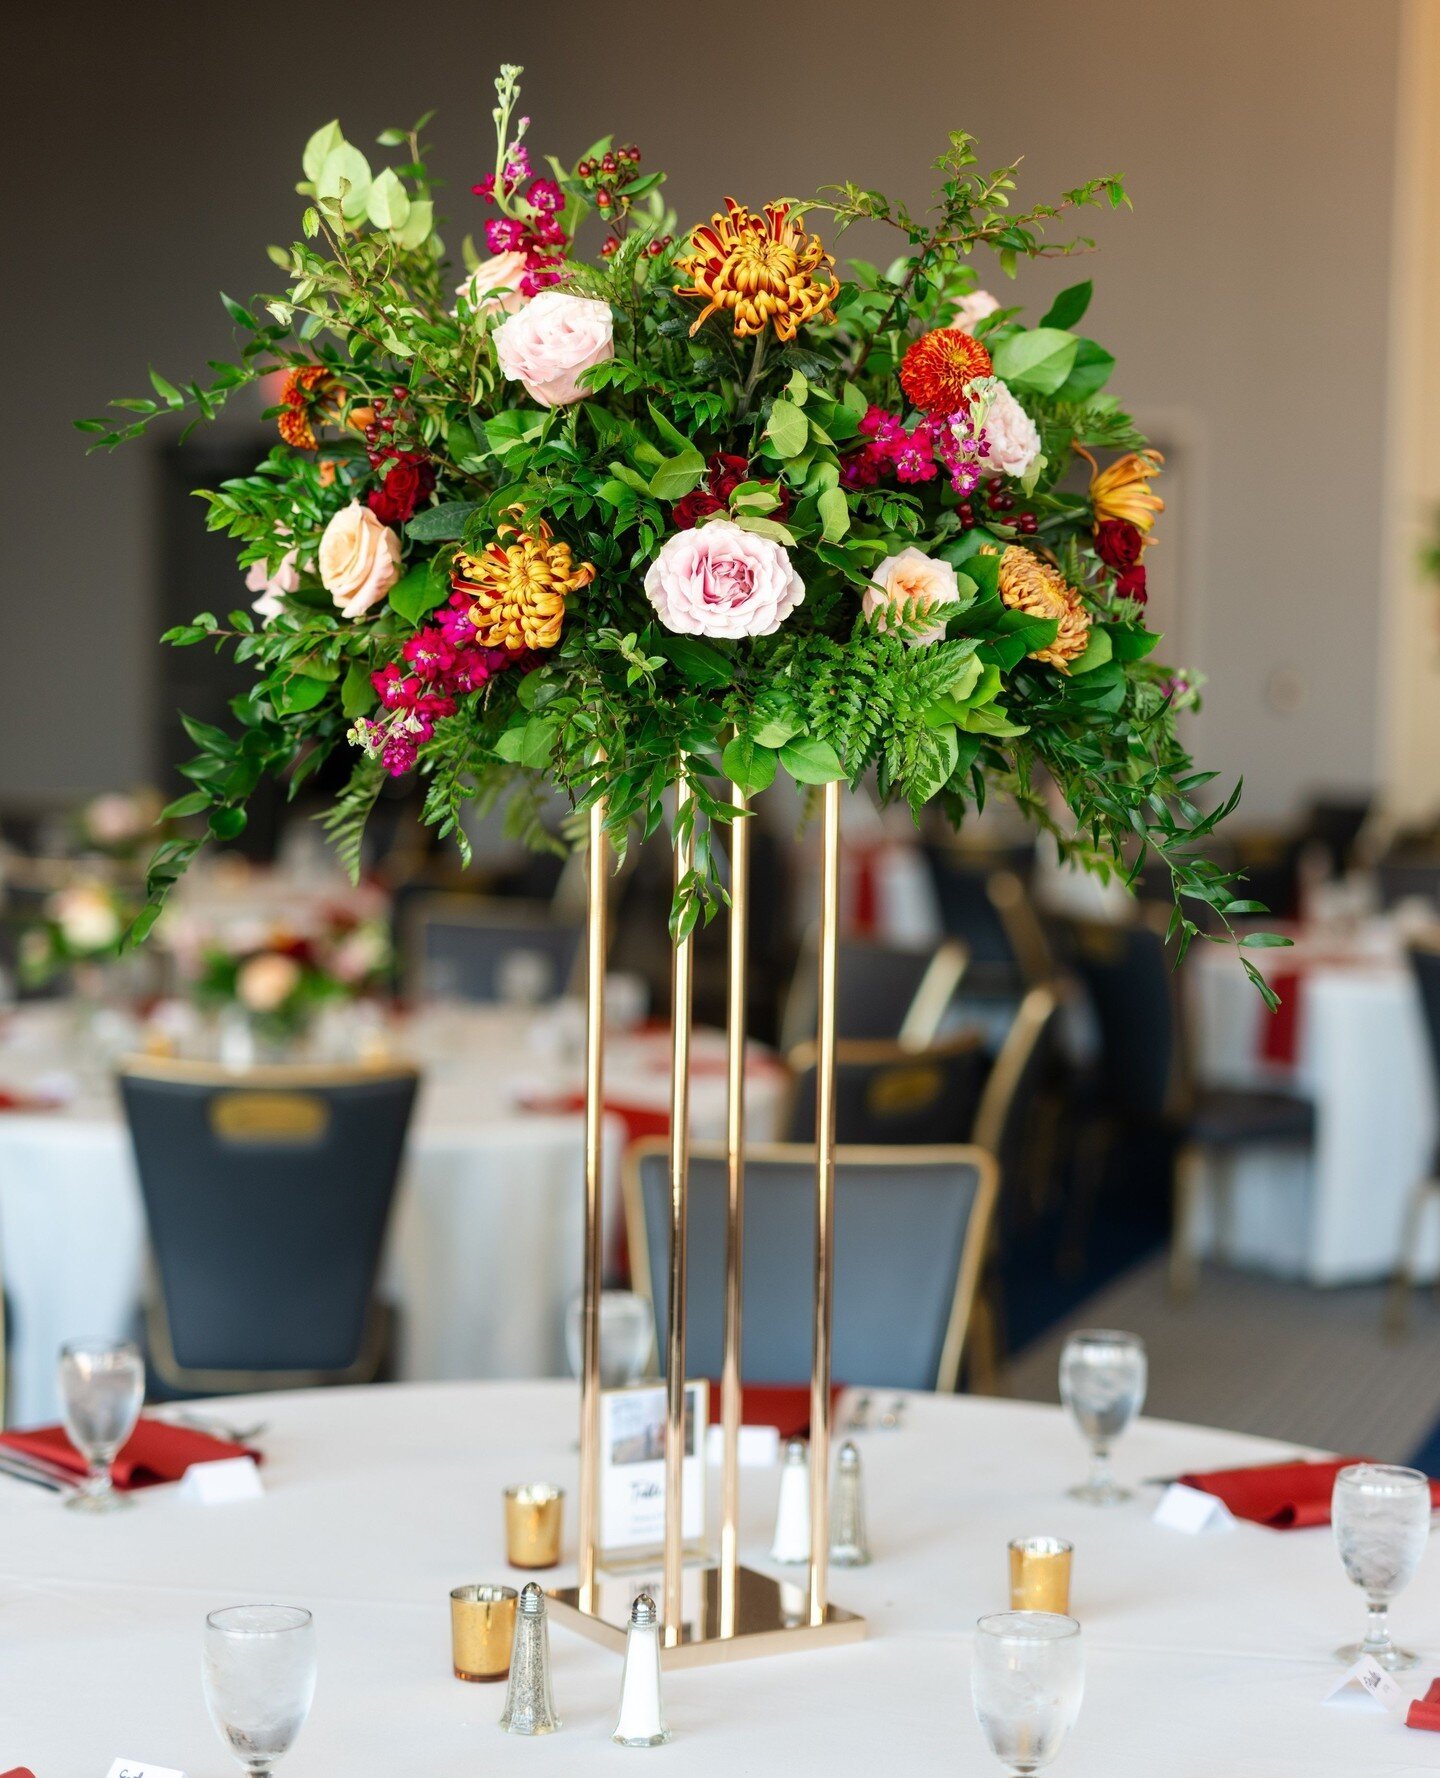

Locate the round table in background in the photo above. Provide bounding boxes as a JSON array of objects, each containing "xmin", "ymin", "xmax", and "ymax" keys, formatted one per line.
[{"xmin": 2, "ymin": 1381, "xmax": 1436, "ymax": 1773}]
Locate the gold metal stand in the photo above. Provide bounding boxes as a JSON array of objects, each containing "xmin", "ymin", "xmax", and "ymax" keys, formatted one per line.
[{"xmin": 550, "ymin": 773, "xmax": 865, "ymax": 1666}]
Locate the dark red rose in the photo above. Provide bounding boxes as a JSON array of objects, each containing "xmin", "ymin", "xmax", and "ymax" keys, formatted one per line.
[
  {"xmin": 706, "ymin": 452, "xmax": 751, "ymax": 503},
  {"xmin": 1094, "ymin": 518, "xmax": 1143, "ymax": 572},
  {"xmin": 1114, "ymin": 564, "xmax": 1148, "ymax": 604},
  {"xmin": 367, "ymin": 450, "xmax": 436, "ymax": 526},
  {"xmin": 672, "ymin": 489, "xmax": 724, "ymax": 530}
]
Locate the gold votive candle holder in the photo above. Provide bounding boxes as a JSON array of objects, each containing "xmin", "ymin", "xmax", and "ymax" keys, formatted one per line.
[
  {"xmin": 1008, "ymin": 1536, "xmax": 1073, "ymax": 1614},
  {"xmin": 450, "ymin": 1584, "xmax": 518, "ymax": 1682},
  {"xmin": 504, "ymin": 1483, "xmax": 565, "ymax": 1569}
]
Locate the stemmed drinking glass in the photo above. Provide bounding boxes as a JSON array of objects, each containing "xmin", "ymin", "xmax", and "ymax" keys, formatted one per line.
[
  {"xmin": 1058, "ymin": 1329, "xmax": 1147, "ymax": 1505},
  {"xmin": 565, "ymin": 1289, "xmax": 654, "ymax": 1388},
  {"xmin": 203, "ymin": 1605, "xmax": 317, "ymax": 1776},
  {"xmin": 1331, "ymin": 1463, "xmax": 1431, "ymax": 1671},
  {"xmin": 57, "ymin": 1337, "xmax": 145, "ymax": 1512},
  {"xmin": 972, "ymin": 1612, "xmax": 1084, "ymax": 1776}
]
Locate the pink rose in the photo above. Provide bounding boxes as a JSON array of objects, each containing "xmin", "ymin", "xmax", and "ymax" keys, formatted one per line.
[
  {"xmin": 245, "ymin": 546, "xmax": 301, "ymax": 622},
  {"xmin": 318, "ymin": 503, "xmax": 401, "ymax": 619},
  {"xmin": 863, "ymin": 547, "xmax": 962, "ymax": 645},
  {"xmin": 955, "ymin": 289, "xmax": 1000, "ymax": 332},
  {"xmin": 454, "ymin": 251, "xmax": 530, "ymax": 318},
  {"xmin": 978, "ymin": 379, "xmax": 1042, "ymax": 479},
  {"xmin": 493, "ymin": 289, "xmax": 614, "ymax": 407},
  {"xmin": 237, "ymin": 952, "xmax": 302, "ymax": 1014},
  {"xmin": 643, "ymin": 519, "xmax": 805, "ymax": 639}
]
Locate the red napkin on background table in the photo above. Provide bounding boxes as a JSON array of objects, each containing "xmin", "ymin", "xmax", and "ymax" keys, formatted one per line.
[
  {"xmin": 0, "ymin": 1416, "xmax": 258, "ymax": 1489},
  {"xmin": 1258, "ymin": 968, "xmax": 1304, "ymax": 1066},
  {"xmin": 706, "ymin": 1383, "xmax": 845, "ymax": 1442},
  {"xmin": 1177, "ymin": 1456, "xmax": 1440, "ymax": 1529},
  {"xmin": 1, "ymin": 1767, "xmax": 37, "ymax": 1776}
]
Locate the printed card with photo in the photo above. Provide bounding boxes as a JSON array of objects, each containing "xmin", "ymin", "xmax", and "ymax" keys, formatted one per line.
[{"xmin": 598, "ymin": 1379, "xmax": 708, "ymax": 1565}]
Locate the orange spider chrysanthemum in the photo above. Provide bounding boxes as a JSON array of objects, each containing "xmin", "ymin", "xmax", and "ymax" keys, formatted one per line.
[
  {"xmin": 276, "ymin": 365, "xmax": 340, "ymax": 450},
  {"xmin": 993, "ymin": 545, "xmax": 1091, "ymax": 671},
  {"xmin": 1077, "ymin": 446, "xmax": 1165, "ymax": 540},
  {"xmin": 674, "ymin": 199, "xmax": 839, "ymax": 342},
  {"xmin": 451, "ymin": 509, "xmax": 596, "ymax": 653},
  {"xmin": 898, "ymin": 328, "xmax": 994, "ymax": 415}
]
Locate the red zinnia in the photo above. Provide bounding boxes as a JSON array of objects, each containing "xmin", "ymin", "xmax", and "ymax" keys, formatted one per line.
[{"xmin": 898, "ymin": 329, "xmax": 993, "ymax": 414}]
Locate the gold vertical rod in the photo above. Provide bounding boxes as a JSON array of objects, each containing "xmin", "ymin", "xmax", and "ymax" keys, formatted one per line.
[
  {"xmin": 719, "ymin": 781, "xmax": 750, "ymax": 1637},
  {"xmin": 663, "ymin": 771, "xmax": 696, "ymax": 1646},
  {"xmin": 577, "ymin": 797, "xmax": 608, "ymax": 1614},
  {"xmin": 809, "ymin": 779, "xmax": 842, "ymax": 1626}
]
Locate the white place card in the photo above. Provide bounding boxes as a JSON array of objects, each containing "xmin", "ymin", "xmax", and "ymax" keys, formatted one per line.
[
  {"xmin": 1152, "ymin": 1483, "xmax": 1234, "ymax": 1534},
  {"xmin": 178, "ymin": 1455, "xmax": 264, "ymax": 1504},
  {"xmin": 599, "ymin": 1380, "xmax": 707, "ymax": 1563},
  {"xmin": 704, "ymin": 1423, "xmax": 780, "ymax": 1468},
  {"xmin": 107, "ymin": 1760, "xmax": 189, "ymax": 1778},
  {"xmin": 1323, "ymin": 1655, "xmax": 1406, "ymax": 1713}
]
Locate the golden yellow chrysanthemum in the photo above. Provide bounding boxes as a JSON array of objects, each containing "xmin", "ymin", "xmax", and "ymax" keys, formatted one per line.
[
  {"xmin": 451, "ymin": 510, "xmax": 595, "ymax": 653},
  {"xmin": 674, "ymin": 198, "xmax": 839, "ymax": 341},
  {"xmin": 1078, "ymin": 447, "xmax": 1165, "ymax": 539},
  {"xmin": 995, "ymin": 545, "xmax": 1091, "ymax": 671}
]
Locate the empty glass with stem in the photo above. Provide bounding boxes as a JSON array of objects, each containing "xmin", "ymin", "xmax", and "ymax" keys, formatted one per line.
[
  {"xmin": 972, "ymin": 1612, "xmax": 1084, "ymax": 1776},
  {"xmin": 1058, "ymin": 1328, "xmax": 1147, "ymax": 1505},
  {"xmin": 57, "ymin": 1337, "xmax": 145, "ymax": 1512},
  {"xmin": 564, "ymin": 1289, "xmax": 654, "ymax": 1388},
  {"xmin": 203, "ymin": 1605, "xmax": 316, "ymax": 1776},
  {"xmin": 1331, "ymin": 1463, "xmax": 1431, "ymax": 1671}
]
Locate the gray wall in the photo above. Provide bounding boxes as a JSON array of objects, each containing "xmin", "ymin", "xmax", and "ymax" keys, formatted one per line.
[{"xmin": 8, "ymin": 0, "xmax": 1400, "ymax": 819}]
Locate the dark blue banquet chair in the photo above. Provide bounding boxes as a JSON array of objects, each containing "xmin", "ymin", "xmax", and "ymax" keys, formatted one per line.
[
  {"xmin": 404, "ymin": 891, "xmax": 582, "ymax": 1003},
  {"xmin": 1385, "ymin": 939, "xmax": 1440, "ymax": 1334},
  {"xmin": 779, "ymin": 936, "xmax": 968, "ymax": 1053},
  {"xmin": 119, "ymin": 1058, "xmax": 418, "ymax": 1394},
  {"xmin": 783, "ymin": 1032, "xmax": 990, "ymax": 1147},
  {"xmin": 626, "ymin": 1141, "xmax": 998, "ymax": 1392}
]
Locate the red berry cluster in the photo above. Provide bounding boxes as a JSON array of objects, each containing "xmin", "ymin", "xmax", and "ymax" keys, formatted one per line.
[
  {"xmin": 957, "ymin": 477, "xmax": 1038, "ymax": 535},
  {"xmin": 362, "ymin": 388, "xmax": 435, "ymax": 527},
  {"xmin": 575, "ymin": 143, "xmax": 642, "ymax": 215}
]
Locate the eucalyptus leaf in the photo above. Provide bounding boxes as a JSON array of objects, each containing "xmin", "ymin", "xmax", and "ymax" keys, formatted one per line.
[
  {"xmin": 779, "ymin": 736, "xmax": 845, "ymax": 785},
  {"xmin": 991, "ymin": 328, "xmax": 1079, "ymax": 396},
  {"xmin": 721, "ymin": 736, "xmax": 778, "ymax": 795},
  {"xmin": 317, "ymin": 143, "xmax": 372, "ymax": 221},
  {"xmin": 302, "ymin": 120, "xmax": 344, "ymax": 183},
  {"xmin": 765, "ymin": 398, "xmax": 808, "ymax": 458}
]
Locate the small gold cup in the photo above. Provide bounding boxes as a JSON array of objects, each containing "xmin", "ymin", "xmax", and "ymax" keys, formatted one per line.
[
  {"xmin": 1008, "ymin": 1536, "xmax": 1073, "ymax": 1614},
  {"xmin": 449, "ymin": 1584, "xmax": 518, "ymax": 1682},
  {"xmin": 504, "ymin": 1483, "xmax": 565, "ymax": 1569}
]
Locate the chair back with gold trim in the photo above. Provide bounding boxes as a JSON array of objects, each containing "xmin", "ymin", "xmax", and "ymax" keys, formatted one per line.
[
  {"xmin": 784, "ymin": 1032, "xmax": 988, "ymax": 1147},
  {"xmin": 118, "ymin": 1058, "xmax": 418, "ymax": 1393},
  {"xmin": 404, "ymin": 892, "xmax": 582, "ymax": 1004},
  {"xmin": 626, "ymin": 1141, "xmax": 997, "ymax": 1393},
  {"xmin": 779, "ymin": 937, "xmax": 967, "ymax": 1054}
]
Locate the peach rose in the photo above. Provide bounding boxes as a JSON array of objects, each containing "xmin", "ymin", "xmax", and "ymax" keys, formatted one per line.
[
  {"xmin": 454, "ymin": 251, "xmax": 530, "ymax": 319},
  {"xmin": 493, "ymin": 289, "xmax": 614, "ymax": 407},
  {"xmin": 318, "ymin": 502, "xmax": 401, "ymax": 619},
  {"xmin": 237, "ymin": 952, "xmax": 302, "ymax": 1014},
  {"xmin": 863, "ymin": 547, "xmax": 962, "ymax": 645}
]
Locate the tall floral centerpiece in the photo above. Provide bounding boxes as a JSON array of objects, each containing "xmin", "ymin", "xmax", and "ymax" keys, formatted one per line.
[{"xmin": 84, "ymin": 64, "xmax": 1281, "ymax": 996}]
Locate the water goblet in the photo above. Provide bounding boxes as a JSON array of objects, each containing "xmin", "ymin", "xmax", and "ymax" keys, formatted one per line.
[
  {"xmin": 1331, "ymin": 1463, "xmax": 1431, "ymax": 1671},
  {"xmin": 1058, "ymin": 1328, "xmax": 1146, "ymax": 1505},
  {"xmin": 972, "ymin": 1611, "xmax": 1084, "ymax": 1776},
  {"xmin": 57, "ymin": 1337, "xmax": 145, "ymax": 1512},
  {"xmin": 565, "ymin": 1289, "xmax": 654, "ymax": 1388},
  {"xmin": 203, "ymin": 1605, "xmax": 317, "ymax": 1776}
]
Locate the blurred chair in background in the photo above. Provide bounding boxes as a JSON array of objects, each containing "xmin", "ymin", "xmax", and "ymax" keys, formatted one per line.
[
  {"xmin": 403, "ymin": 893, "xmax": 582, "ymax": 1004},
  {"xmin": 1376, "ymin": 856, "xmax": 1440, "ymax": 912},
  {"xmin": 923, "ymin": 850, "xmax": 1051, "ymax": 998},
  {"xmin": 1385, "ymin": 939, "xmax": 1440, "ymax": 1335},
  {"xmin": 626, "ymin": 1141, "xmax": 998, "ymax": 1392},
  {"xmin": 779, "ymin": 936, "xmax": 967, "ymax": 1053},
  {"xmin": 784, "ymin": 1032, "xmax": 989, "ymax": 1147},
  {"xmin": 119, "ymin": 1059, "xmax": 418, "ymax": 1395}
]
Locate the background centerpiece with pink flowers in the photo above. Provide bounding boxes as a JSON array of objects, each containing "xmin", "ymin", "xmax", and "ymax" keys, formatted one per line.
[{"xmin": 84, "ymin": 64, "xmax": 1279, "ymax": 989}]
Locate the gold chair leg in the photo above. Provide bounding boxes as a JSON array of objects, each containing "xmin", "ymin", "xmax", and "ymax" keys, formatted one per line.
[
  {"xmin": 1384, "ymin": 1177, "xmax": 1437, "ymax": 1341},
  {"xmin": 1168, "ymin": 1144, "xmax": 1206, "ymax": 1301}
]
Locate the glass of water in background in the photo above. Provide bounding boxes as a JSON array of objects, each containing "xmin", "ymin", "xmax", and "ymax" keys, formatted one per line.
[
  {"xmin": 1331, "ymin": 1463, "xmax": 1431, "ymax": 1670},
  {"xmin": 57, "ymin": 1337, "xmax": 145, "ymax": 1512},
  {"xmin": 565, "ymin": 1289, "xmax": 654, "ymax": 1388},
  {"xmin": 972, "ymin": 1611, "xmax": 1084, "ymax": 1776},
  {"xmin": 204, "ymin": 1605, "xmax": 317, "ymax": 1776},
  {"xmin": 1058, "ymin": 1329, "xmax": 1147, "ymax": 1505}
]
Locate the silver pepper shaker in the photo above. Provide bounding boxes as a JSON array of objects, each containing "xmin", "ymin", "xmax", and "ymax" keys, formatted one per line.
[
  {"xmin": 500, "ymin": 1581, "xmax": 561, "ymax": 1735},
  {"xmin": 829, "ymin": 1439, "xmax": 871, "ymax": 1566},
  {"xmin": 613, "ymin": 1592, "xmax": 670, "ymax": 1747},
  {"xmin": 770, "ymin": 1436, "xmax": 811, "ymax": 1563}
]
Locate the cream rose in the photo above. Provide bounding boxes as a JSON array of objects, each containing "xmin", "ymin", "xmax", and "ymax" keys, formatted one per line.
[
  {"xmin": 318, "ymin": 503, "xmax": 401, "ymax": 619},
  {"xmin": 644, "ymin": 519, "xmax": 805, "ymax": 639},
  {"xmin": 979, "ymin": 379, "xmax": 1042, "ymax": 480},
  {"xmin": 245, "ymin": 546, "xmax": 301, "ymax": 622},
  {"xmin": 51, "ymin": 884, "xmax": 122, "ymax": 952},
  {"xmin": 237, "ymin": 952, "xmax": 302, "ymax": 1014},
  {"xmin": 454, "ymin": 250, "xmax": 531, "ymax": 318},
  {"xmin": 863, "ymin": 547, "xmax": 962, "ymax": 645},
  {"xmin": 955, "ymin": 289, "xmax": 1001, "ymax": 333},
  {"xmin": 493, "ymin": 289, "xmax": 614, "ymax": 407}
]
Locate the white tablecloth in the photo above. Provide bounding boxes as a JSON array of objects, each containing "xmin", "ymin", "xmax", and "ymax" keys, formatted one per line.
[
  {"xmin": 1191, "ymin": 939, "xmax": 1440, "ymax": 1285},
  {"xmin": 0, "ymin": 1008, "xmax": 783, "ymax": 1425},
  {"xmin": 4, "ymin": 1380, "xmax": 1439, "ymax": 1773}
]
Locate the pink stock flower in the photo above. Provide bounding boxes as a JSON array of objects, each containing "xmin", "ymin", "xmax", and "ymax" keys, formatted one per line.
[{"xmin": 643, "ymin": 519, "xmax": 805, "ymax": 639}]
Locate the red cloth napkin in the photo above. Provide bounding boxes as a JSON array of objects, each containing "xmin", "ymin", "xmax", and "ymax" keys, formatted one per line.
[
  {"xmin": 1408, "ymin": 1678, "xmax": 1440, "ymax": 1731},
  {"xmin": 0, "ymin": 1416, "xmax": 259, "ymax": 1490},
  {"xmin": 1258, "ymin": 968, "xmax": 1304, "ymax": 1066},
  {"xmin": 705, "ymin": 1383, "xmax": 844, "ymax": 1441},
  {"xmin": 1178, "ymin": 1457, "xmax": 1440, "ymax": 1529},
  {"xmin": 1, "ymin": 1767, "xmax": 37, "ymax": 1776}
]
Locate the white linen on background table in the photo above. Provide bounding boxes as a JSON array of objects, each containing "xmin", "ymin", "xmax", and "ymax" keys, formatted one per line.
[{"xmin": 2, "ymin": 1381, "xmax": 1438, "ymax": 1774}]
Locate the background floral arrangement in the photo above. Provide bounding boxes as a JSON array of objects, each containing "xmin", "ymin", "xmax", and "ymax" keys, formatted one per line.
[
  {"xmin": 19, "ymin": 880, "xmax": 135, "ymax": 987},
  {"xmin": 84, "ymin": 65, "xmax": 1282, "ymax": 997},
  {"xmin": 183, "ymin": 907, "xmax": 392, "ymax": 1041}
]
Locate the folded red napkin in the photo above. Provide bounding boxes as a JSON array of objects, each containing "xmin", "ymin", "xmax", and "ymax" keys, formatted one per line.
[
  {"xmin": 1, "ymin": 1767, "xmax": 37, "ymax": 1777},
  {"xmin": 1408, "ymin": 1678, "xmax": 1440, "ymax": 1732},
  {"xmin": 1178, "ymin": 1456, "xmax": 1440, "ymax": 1529},
  {"xmin": 706, "ymin": 1383, "xmax": 844, "ymax": 1442},
  {"xmin": 0, "ymin": 1416, "xmax": 259, "ymax": 1490}
]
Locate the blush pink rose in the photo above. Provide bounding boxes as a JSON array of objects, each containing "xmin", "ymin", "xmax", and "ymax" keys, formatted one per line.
[
  {"xmin": 318, "ymin": 503, "xmax": 401, "ymax": 619},
  {"xmin": 493, "ymin": 289, "xmax": 614, "ymax": 407},
  {"xmin": 237, "ymin": 952, "xmax": 302, "ymax": 1014},
  {"xmin": 644, "ymin": 519, "xmax": 805, "ymax": 639},
  {"xmin": 454, "ymin": 250, "xmax": 530, "ymax": 318},
  {"xmin": 863, "ymin": 547, "xmax": 962, "ymax": 645},
  {"xmin": 954, "ymin": 289, "xmax": 1001, "ymax": 332},
  {"xmin": 245, "ymin": 546, "xmax": 301, "ymax": 622},
  {"xmin": 979, "ymin": 379, "xmax": 1042, "ymax": 479}
]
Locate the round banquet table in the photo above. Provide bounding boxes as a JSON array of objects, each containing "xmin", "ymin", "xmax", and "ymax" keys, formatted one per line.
[{"xmin": 4, "ymin": 1381, "xmax": 1439, "ymax": 1774}]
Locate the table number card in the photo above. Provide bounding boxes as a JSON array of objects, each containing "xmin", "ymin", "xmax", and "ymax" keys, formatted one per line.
[
  {"xmin": 106, "ymin": 1760, "xmax": 189, "ymax": 1778},
  {"xmin": 599, "ymin": 1379, "xmax": 707, "ymax": 1566},
  {"xmin": 1323, "ymin": 1656, "xmax": 1406, "ymax": 1713},
  {"xmin": 1152, "ymin": 1483, "xmax": 1234, "ymax": 1534},
  {"xmin": 178, "ymin": 1454, "xmax": 264, "ymax": 1504}
]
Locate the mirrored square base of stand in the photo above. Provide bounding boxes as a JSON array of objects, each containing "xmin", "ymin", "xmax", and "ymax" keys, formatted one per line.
[{"xmin": 548, "ymin": 1563, "xmax": 865, "ymax": 1668}]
